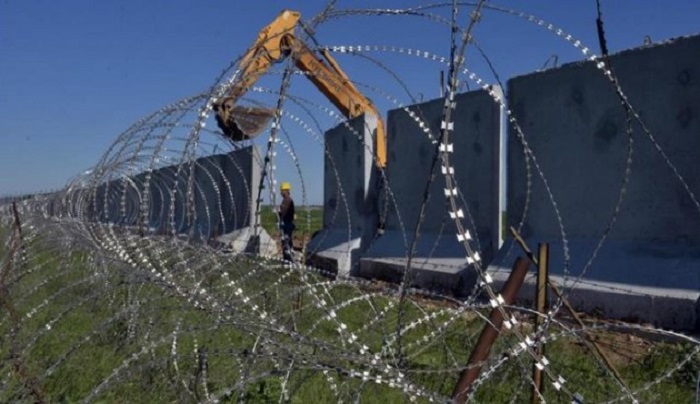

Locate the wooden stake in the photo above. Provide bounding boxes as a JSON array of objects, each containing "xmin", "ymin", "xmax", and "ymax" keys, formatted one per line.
[
  {"xmin": 508, "ymin": 226, "xmax": 628, "ymax": 393},
  {"xmin": 531, "ymin": 243, "xmax": 549, "ymax": 403}
]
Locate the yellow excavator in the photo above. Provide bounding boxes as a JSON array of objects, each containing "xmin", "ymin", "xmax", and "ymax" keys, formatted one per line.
[{"xmin": 212, "ymin": 9, "xmax": 387, "ymax": 168}]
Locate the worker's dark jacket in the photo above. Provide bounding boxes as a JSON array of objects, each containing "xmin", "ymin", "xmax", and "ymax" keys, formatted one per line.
[{"xmin": 279, "ymin": 198, "xmax": 295, "ymax": 234}]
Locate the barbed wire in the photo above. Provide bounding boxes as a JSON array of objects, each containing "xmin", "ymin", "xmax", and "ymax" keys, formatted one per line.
[{"xmin": 2, "ymin": 1, "xmax": 699, "ymax": 402}]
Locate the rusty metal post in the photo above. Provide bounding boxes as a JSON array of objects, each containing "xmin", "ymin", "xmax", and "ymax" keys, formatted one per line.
[
  {"xmin": 531, "ymin": 243, "xmax": 549, "ymax": 404},
  {"xmin": 1, "ymin": 202, "xmax": 45, "ymax": 402},
  {"xmin": 2, "ymin": 202, "xmax": 24, "ymax": 285},
  {"xmin": 508, "ymin": 226, "xmax": 629, "ymax": 393},
  {"xmin": 452, "ymin": 257, "xmax": 529, "ymax": 403},
  {"xmin": 11, "ymin": 202, "xmax": 23, "ymax": 239},
  {"xmin": 11, "ymin": 202, "xmax": 25, "ymax": 260}
]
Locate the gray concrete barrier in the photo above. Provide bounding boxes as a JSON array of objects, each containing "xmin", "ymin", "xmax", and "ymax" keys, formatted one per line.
[
  {"xmin": 488, "ymin": 34, "xmax": 700, "ymax": 330},
  {"xmin": 306, "ymin": 114, "xmax": 379, "ymax": 277},
  {"xmin": 214, "ymin": 146, "xmax": 276, "ymax": 256},
  {"xmin": 360, "ymin": 88, "xmax": 504, "ymax": 294},
  {"xmin": 85, "ymin": 146, "xmax": 275, "ymax": 255}
]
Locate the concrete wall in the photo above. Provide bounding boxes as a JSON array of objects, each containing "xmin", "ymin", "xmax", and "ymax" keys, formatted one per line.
[
  {"xmin": 86, "ymin": 146, "xmax": 269, "ymax": 250},
  {"xmin": 306, "ymin": 114, "xmax": 379, "ymax": 277},
  {"xmin": 384, "ymin": 87, "xmax": 502, "ymax": 254},
  {"xmin": 360, "ymin": 88, "xmax": 503, "ymax": 293},
  {"xmin": 506, "ymin": 35, "xmax": 700, "ymax": 245},
  {"xmin": 490, "ymin": 34, "xmax": 700, "ymax": 329}
]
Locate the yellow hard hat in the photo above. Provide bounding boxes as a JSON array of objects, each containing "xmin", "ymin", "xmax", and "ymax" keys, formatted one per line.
[{"xmin": 280, "ymin": 181, "xmax": 291, "ymax": 191}]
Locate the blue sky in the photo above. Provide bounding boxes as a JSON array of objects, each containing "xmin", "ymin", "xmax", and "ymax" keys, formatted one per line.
[{"xmin": 1, "ymin": 0, "xmax": 698, "ymax": 204}]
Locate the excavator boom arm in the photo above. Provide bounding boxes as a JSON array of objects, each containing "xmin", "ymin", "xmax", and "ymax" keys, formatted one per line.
[
  {"xmin": 291, "ymin": 40, "xmax": 387, "ymax": 167},
  {"xmin": 227, "ymin": 10, "xmax": 299, "ymax": 101},
  {"xmin": 214, "ymin": 9, "xmax": 386, "ymax": 167}
]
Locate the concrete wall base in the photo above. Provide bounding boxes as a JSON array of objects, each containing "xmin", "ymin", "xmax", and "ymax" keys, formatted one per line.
[
  {"xmin": 486, "ymin": 238, "xmax": 700, "ymax": 330},
  {"xmin": 217, "ymin": 227, "xmax": 277, "ymax": 257},
  {"xmin": 359, "ymin": 230, "xmax": 480, "ymax": 296},
  {"xmin": 306, "ymin": 229, "xmax": 362, "ymax": 278},
  {"xmin": 360, "ymin": 257, "xmax": 477, "ymax": 297}
]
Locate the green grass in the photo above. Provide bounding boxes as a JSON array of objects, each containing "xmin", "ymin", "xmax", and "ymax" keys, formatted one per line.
[
  {"xmin": 259, "ymin": 205, "xmax": 323, "ymax": 238},
  {"xmin": 2, "ymin": 224, "xmax": 699, "ymax": 402}
]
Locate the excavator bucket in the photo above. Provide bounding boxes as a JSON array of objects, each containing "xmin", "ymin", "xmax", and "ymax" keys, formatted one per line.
[{"xmin": 214, "ymin": 98, "xmax": 275, "ymax": 141}]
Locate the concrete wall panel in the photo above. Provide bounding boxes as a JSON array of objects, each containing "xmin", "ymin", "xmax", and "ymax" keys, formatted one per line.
[
  {"xmin": 506, "ymin": 35, "xmax": 700, "ymax": 244},
  {"xmin": 360, "ymin": 88, "xmax": 503, "ymax": 293},
  {"xmin": 307, "ymin": 114, "xmax": 378, "ymax": 277},
  {"xmin": 490, "ymin": 34, "xmax": 700, "ymax": 329},
  {"xmin": 87, "ymin": 146, "xmax": 273, "ymax": 253},
  {"xmin": 385, "ymin": 88, "xmax": 502, "ymax": 251}
]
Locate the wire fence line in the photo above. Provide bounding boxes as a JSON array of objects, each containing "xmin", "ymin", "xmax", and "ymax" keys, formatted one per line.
[{"xmin": 2, "ymin": 2, "xmax": 700, "ymax": 402}]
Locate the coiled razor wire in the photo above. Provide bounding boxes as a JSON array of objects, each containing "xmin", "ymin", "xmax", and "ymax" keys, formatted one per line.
[{"xmin": 1, "ymin": 1, "xmax": 700, "ymax": 402}]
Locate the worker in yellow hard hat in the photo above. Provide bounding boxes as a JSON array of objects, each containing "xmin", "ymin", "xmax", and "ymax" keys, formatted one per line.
[{"xmin": 278, "ymin": 181, "xmax": 296, "ymax": 262}]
